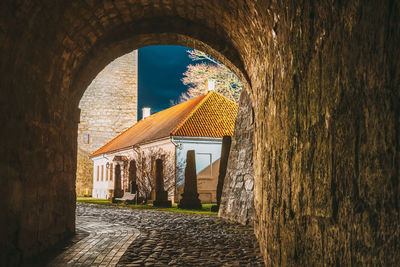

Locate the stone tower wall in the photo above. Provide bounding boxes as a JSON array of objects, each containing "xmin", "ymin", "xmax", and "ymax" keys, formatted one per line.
[{"xmin": 76, "ymin": 51, "xmax": 138, "ymax": 197}]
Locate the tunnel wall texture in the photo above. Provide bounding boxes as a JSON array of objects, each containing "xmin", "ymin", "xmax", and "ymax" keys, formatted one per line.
[
  {"xmin": 251, "ymin": 2, "xmax": 400, "ymax": 265},
  {"xmin": 0, "ymin": 1, "xmax": 399, "ymax": 265}
]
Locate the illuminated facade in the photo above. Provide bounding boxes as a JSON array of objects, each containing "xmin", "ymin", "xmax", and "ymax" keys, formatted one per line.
[{"xmin": 90, "ymin": 91, "xmax": 237, "ymax": 203}]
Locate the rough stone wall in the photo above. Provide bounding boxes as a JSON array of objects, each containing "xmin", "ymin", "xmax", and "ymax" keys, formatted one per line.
[
  {"xmin": 219, "ymin": 90, "xmax": 254, "ymax": 225},
  {"xmin": 249, "ymin": 2, "xmax": 400, "ymax": 266},
  {"xmin": 1, "ymin": 1, "xmax": 399, "ymax": 266},
  {"xmin": 76, "ymin": 51, "xmax": 138, "ymax": 197}
]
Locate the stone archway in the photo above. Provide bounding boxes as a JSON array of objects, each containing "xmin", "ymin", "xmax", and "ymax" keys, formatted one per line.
[
  {"xmin": 1, "ymin": 1, "xmax": 399, "ymax": 265},
  {"xmin": 1, "ymin": 3, "xmax": 253, "ymax": 262}
]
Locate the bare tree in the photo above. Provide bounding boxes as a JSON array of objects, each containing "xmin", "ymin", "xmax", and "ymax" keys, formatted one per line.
[
  {"xmin": 137, "ymin": 167, "xmax": 154, "ymax": 201},
  {"xmin": 178, "ymin": 50, "xmax": 242, "ymax": 103},
  {"xmin": 135, "ymin": 153, "xmax": 154, "ymax": 202},
  {"xmin": 135, "ymin": 147, "xmax": 175, "ymax": 202}
]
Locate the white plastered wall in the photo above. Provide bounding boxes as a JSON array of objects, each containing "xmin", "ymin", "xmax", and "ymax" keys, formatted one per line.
[{"xmin": 172, "ymin": 136, "xmax": 222, "ymax": 203}]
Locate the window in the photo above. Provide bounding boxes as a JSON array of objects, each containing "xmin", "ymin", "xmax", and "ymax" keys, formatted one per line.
[
  {"xmin": 196, "ymin": 153, "xmax": 212, "ymax": 177},
  {"xmin": 101, "ymin": 165, "xmax": 104, "ymax": 181},
  {"xmin": 83, "ymin": 133, "xmax": 89, "ymax": 144},
  {"xmin": 110, "ymin": 163, "xmax": 113, "ymax": 181},
  {"xmin": 97, "ymin": 165, "xmax": 99, "ymax": 181},
  {"xmin": 105, "ymin": 164, "xmax": 109, "ymax": 181}
]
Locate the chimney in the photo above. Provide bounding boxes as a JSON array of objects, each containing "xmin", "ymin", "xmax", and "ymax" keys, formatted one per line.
[
  {"xmin": 142, "ymin": 107, "xmax": 151, "ymax": 119},
  {"xmin": 205, "ymin": 79, "xmax": 215, "ymax": 91}
]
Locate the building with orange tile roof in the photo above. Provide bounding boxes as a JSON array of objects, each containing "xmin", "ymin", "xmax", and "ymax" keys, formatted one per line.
[{"xmin": 90, "ymin": 91, "xmax": 238, "ymax": 203}]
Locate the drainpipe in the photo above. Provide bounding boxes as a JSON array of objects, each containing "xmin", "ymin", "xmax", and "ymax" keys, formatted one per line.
[
  {"xmin": 170, "ymin": 136, "xmax": 181, "ymax": 203},
  {"xmin": 101, "ymin": 154, "xmax": 110, "ymax": 161}
]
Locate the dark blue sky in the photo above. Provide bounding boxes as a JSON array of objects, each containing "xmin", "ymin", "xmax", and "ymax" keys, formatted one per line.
[{"xmin": 138, "ymin": 45, "xmax": 195, "ymax": 118}]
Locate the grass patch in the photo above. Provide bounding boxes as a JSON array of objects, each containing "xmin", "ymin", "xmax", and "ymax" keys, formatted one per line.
[{"xmin": 76, "ymin": 197, "xmax": 217, "ymax": 215}]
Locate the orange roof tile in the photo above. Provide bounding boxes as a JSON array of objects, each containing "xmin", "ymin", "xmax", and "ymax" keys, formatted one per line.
[
  {"xmin": 171, "ymin": 92, "xmax": 238, "ymax": 137},
  {"xmin": 90, "ymin": 91, "xmax": 238, "ymax": 157}
]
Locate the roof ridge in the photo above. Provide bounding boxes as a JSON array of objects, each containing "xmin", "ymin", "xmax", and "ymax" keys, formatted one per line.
[{"xmin": 171, "ymin": 91, "xmax": 214, "ymax": 136}]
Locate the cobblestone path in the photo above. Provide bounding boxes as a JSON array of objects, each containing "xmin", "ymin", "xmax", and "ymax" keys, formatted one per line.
[
  {"xmin": 48, "ymin": 215, "xmax": 140, "ymax": 266},
  {"xmin": 50, "ymin": 203, "xmax": 264, "ymax": 266}
]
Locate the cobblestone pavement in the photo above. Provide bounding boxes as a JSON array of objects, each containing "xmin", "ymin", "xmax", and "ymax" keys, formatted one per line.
[
  {"xmin": 51, "ymin": 203, "xmax": 265, "ymax": 266},
  {"xmin": 48, "ymin": 214, "xmax": 140, "ymax": 266}
]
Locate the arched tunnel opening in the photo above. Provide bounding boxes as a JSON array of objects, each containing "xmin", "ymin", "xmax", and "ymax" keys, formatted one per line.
[
  {"xmin": 70, "ymin": 44, "xmax": 257, "ymax": 265},
  {"xmin": 74, "ymin": 44, "xmax": 254, "ymax": 214},
  {"xmin": 1, "ymin": 1, "xmax": 399, "ymax": 266},
  {"xmin": 62, "ymin": 42, "xmax": 259, "ymax": 266}
]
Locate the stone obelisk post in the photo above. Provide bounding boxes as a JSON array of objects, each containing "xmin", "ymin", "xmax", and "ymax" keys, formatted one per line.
[
  {"xmin": 153, "ymin": 159, "xmax": 172, "ymax": 208},
  {"xmin": 212, "ymin": 136, "xmax": 232, "ymax": 212},
  {"xmin": 178, "ymin": 150, "xmax": 202, "ymax": 209}
]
